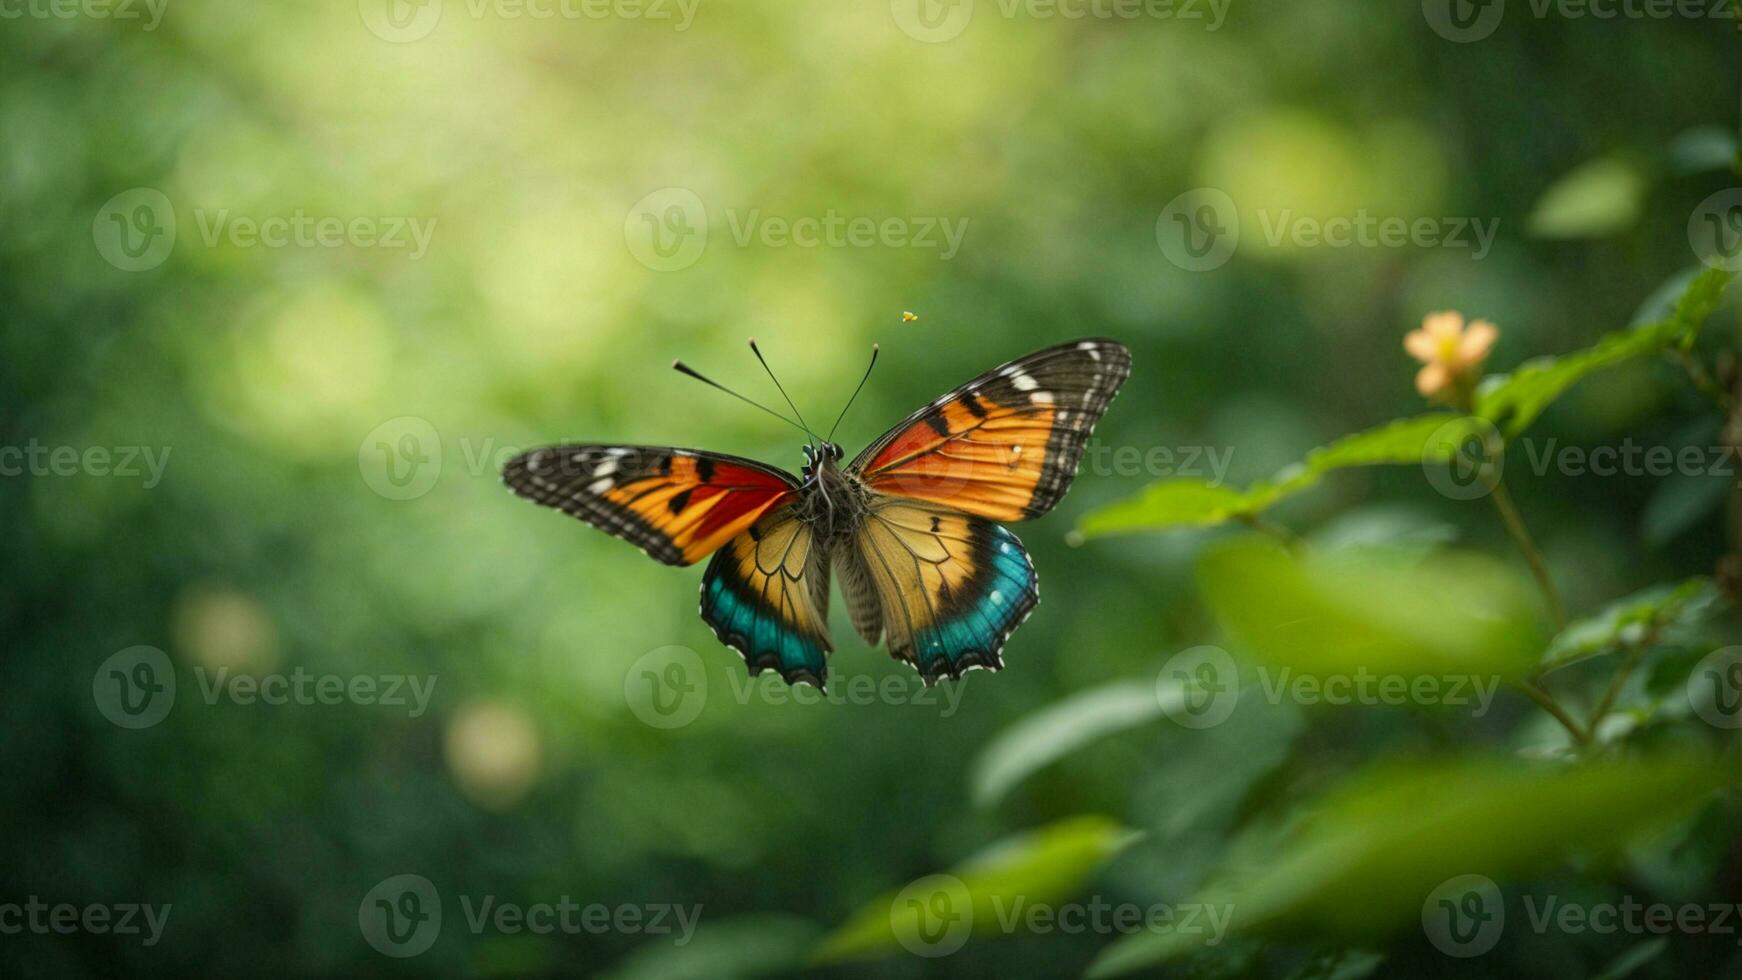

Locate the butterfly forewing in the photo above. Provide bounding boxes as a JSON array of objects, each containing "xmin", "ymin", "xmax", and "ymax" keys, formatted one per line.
[
  {"xmin": 849, "ymin": 338, "xmax": 1131, "ymax": 522},
  {"xmin": 503, "ymin": 445, "xmax": 799, "ymax": 566}
]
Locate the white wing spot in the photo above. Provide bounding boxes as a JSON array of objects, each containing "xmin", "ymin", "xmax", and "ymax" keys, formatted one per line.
[
  {"xmin": 991, "ymin": 590, "xmax": 1005, "ymax": 605},
  {"xmin": 594, "ymin": 460, "xmax": 617, "ymax": 477},
  {"xmin": 1078, "ymin": 341, "xmax": 1102, "ymax": 360},
  {"xmin": 588, "ymin": 478, "xmax": 613, "ymax": 495},
  {"xmin": 1030, "ymin": 390, "xmax": 1054, "ymax": 404},
  {"xmin": 1011, "ymin": 372, "xmax": 1038, "ymax": 391}
]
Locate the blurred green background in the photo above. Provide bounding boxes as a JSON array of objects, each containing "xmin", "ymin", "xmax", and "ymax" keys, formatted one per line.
[{"xmin": 4, "ymin": 1, "xmax": 1742, "ymax": 977}]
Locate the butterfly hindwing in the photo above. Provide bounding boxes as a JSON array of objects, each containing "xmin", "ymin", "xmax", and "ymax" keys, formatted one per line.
[
  {"xmin": 849, "ymin": 338, "xmax": 1131, "ymax": 522},
  {"xmin": 854, "ymin": 499, "xmax": 1038, "ymax": 683},
  {"xmin": 503, "ymin": 445, "xmax": 798, "ymax": 566},
  {"xmin": 701, "ymin": 510, "xmax": 833, "ymax": 688}
]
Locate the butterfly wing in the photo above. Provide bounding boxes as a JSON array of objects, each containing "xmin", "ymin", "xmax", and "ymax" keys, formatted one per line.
[
  {"xmin": 848, "ymin": 338, "xmax": 1131, "ymax": 522},
  {"xmin": 853, "ymin": 499, "xmax": 1038, "ymax": 683},
  {"xmin": 701, "ymin": 510, "xmax": 833, "ymax": 688},
  {"xmin": 503, "ymin": 445, "xmax": 799, "ymax": 566}
]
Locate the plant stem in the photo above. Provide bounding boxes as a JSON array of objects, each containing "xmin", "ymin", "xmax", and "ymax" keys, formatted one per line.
[
  {"xmin": 1587, "ymin": 641, "xmax": 1650, "ymax": 736},
  {"xmin": 1518, "ymin": 680, "xmax": 1590, "ymax": 746},
  {"xmin": 1673, "ymin": 349, "xmax": 1729, "ymax": 410},
  {"xmin": 1486, "ymin": 475, "xmax": 1568, "ymax": 630}
]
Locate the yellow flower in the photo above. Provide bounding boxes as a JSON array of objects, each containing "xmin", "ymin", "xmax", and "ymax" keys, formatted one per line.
[{"xmin": 1405, "ymin": 311, "xmax": 1497, "ymax": 399}]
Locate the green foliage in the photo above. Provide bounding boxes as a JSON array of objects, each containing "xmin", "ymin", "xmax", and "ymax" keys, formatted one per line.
[
  {"xmin": 969, "ymin": 679, "xmax": 1171, "ymax": 808},
  {"xmin": 1088, "ymin": 755, "xmax": 1731, "ymax": 976},
  {"xmin": 1199, "ymin": 538, "xmax": 1543, "ymax": 681},
  {"xmin": 811, "ymin": 816, "xmax": 1139, "ymax": 964},
  {"xmin": 1540, "ymin": 577, "xmax": 1725, "ymax": 673},
  {"xmin": 1475, "ymin": 267, "xmax": 1733, "ymax": 434},
  {"xmin": 1076, "ymin": 415, "xmax": 1484, "ymax": 538},
  {"xmin": 1526, "ymin": 155, "xmax": 1647, "ymax": 239}
]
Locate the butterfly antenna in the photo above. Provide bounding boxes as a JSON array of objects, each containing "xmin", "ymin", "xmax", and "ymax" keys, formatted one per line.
[
  {"xmin": 747, "ymin": 339, "xmax": 821, "ymax": 448},
  {"xmin": 672, "ymin": 360, "xmax": 813, "ymax": 438},
  {"xmin": 826, "ymin": 344, "xmax": 879, "ymax": 443}
]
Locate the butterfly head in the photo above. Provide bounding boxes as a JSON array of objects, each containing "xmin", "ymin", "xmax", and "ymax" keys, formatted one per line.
[{"xmin": 801, "ymin": 441, "xmax": 845, "ymax": 480}]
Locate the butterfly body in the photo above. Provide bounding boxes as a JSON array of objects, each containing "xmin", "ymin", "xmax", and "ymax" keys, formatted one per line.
[{"xmin": 505, "ymin": 338, "xmax": 1130, "ymax": 690}]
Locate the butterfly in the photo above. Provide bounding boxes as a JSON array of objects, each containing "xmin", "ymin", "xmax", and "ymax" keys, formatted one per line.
[{"xmin": 503, "ymin": 338, "xmax": 1131, "ymax": 690}]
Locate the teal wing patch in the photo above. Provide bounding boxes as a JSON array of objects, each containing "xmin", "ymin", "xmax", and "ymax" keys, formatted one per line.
[{"xmin": 699, "ymin": 510, "xmax": 833, "ymax": 689}]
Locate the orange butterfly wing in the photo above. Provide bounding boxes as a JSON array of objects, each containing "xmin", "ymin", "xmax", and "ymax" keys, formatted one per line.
[
  {"xmin": 849, "ymin": 339, "xmax": 1131, "ymax": 521},
  {"xmin": 503, "ymin": 446, "xmax": 798, "ymax": 566}
]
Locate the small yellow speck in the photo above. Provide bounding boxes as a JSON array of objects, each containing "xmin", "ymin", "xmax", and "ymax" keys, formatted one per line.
[{"xmin": 902, "ymin": 311, "xmax": 919, "ymax": 322}]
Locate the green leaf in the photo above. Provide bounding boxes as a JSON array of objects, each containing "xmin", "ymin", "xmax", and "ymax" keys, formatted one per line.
[
  {"xmin": 810, "ymin": 815, "xmax": 1139, "ymax": 964},
  {"xmin": 1475, "ymin": 319, "xmax": 1680, "ymax": 435},
  {"xmin": 1087, "ymin": 755, "xmax": 1731, "ymax": 977},
  {"xmin": 597, "ymin": 916, "xmax": 819, "ymax": 980},
  {"xmin": 969, "ymin": 679, "xmax": 1168, "ymax": 808},
  {"xmin": 1476, "ymin": 268, "xmax": 1732, "ymax": 435},
  {"xmin": 1074, "ymin": 479, "xmax": 1265, "ymax": 537},
  {"xmin": 1526, "ymin": 155, "xmax": 1646, "ymax": 238},
  {"xmin": 1540, "ymin": 577, "xmax": 1725, "ymax": 673},
  {"xmin": 1668, "ymin": 125, "xmax": 1737, "ymax": 176},
  {"xmin": 1591, "ymin": 938, "xmax": 1669, "ymax": 980},
  {"xmin": 1198, "ymin": 538, "xmax": 1543, "ymax": 681},
  {"xmin": 1667, "ymin": 264, "xmax": 1734, "ymax": 349},
  {"xmin": 1075, "ymin": 415, "xmax": 1480, "ymax": 539}
]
